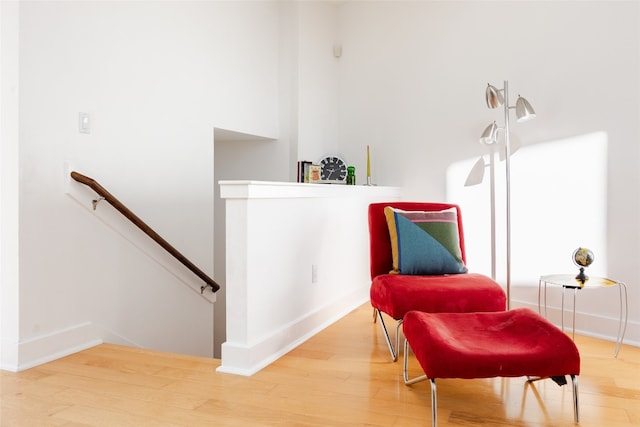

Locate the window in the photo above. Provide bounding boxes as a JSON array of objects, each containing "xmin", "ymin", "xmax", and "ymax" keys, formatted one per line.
[{"xmin": 446, "ymin": 132, "xmax": 608, "ymax": 285}]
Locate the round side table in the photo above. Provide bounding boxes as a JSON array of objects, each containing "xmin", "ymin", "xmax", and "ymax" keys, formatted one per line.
[{"xmin": 538, "ymin": 274, "xmax": 628, "ymax": 357}]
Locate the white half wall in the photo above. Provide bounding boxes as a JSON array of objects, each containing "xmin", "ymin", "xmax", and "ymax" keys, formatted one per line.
[{"xmin": 218, "ymin": 181, "xmax": 401, "ymax": 375}]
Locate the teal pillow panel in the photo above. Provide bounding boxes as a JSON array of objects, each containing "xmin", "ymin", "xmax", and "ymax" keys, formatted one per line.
[{"xmin": 384, "ymin": 207, "xmax": 468, "ymax": 275}]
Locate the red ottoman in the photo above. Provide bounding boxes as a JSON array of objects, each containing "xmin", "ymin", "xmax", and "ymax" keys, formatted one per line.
[{"xmin": 402, "ymin": 308, "xmax": 581, "ymax": 426}]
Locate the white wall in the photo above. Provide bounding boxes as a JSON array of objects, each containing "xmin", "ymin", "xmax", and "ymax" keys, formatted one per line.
[
  {"xmin": 1, "ymin": 1, "xmax": 283, "ymax": 370},
  {"xmin": 337, "ymin": 1, "xmax": 639, "ymax": 344},
  {"xmin": 296, "ymin": 2, "xmax": 341, "ymax": 164},
  {"xmin": 2, "ymin": 0, "xmax": 639, "ymax": 371},
  {"xmin": 0, "ymin": 0, "xmax": 21, "ymax": 368}
]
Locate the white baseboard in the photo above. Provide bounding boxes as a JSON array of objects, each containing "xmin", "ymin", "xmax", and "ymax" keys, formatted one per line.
[
  {"xmin": 4, "ymin": 296, "xmax": 634, "ymax": 374},
  {"xmin": 1, "ymin": 322, "xmax": 100, "ymax": 372},
  {"xmin": 218, "ymin": 287, "xmax": 369, "ymax": 376},
  {"xmin": 0, "ymin": 321, "xmax": 143, "ymax": 372},
  {"xmin": 513, "ymin": 299, "xmax": 639, "ymax": 350}
]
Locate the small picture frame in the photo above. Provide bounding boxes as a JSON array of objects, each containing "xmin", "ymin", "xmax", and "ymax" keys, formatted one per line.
[{"xmin": 308, "ymin": 164, "xmax": 321, "ymax": 183}]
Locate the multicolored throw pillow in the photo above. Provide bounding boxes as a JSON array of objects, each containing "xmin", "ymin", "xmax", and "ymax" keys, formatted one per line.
[{"xmin": 384, "ymin": 206, "xmax": 468, "ymax": 275}]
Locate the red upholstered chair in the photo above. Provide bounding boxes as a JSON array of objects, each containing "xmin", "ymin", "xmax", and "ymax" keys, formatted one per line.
[{"xmin": 369, "ymin": 202, "xmax": 506, "ymax": 361}]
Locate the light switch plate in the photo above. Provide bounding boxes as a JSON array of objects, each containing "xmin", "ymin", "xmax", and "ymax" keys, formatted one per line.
[{"xmin": 79, "ymin": 112, "xmax": 90, "ymax": 134}]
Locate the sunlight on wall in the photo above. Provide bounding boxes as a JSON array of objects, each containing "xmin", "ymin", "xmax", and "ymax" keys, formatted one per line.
[{"xmin": 446, "ymin": 132, "xmax": 608, "ymax": 286}]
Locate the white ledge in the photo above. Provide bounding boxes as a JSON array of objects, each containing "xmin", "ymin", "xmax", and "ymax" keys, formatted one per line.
[{"xmin": 219, "ymin": 180, "xmax": 401, "ymax": 199}]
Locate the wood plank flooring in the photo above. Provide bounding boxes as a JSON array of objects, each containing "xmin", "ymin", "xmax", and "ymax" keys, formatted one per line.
[{"xmin": 2, "ymin": 303, "xmax": 639, "ymax": 426}]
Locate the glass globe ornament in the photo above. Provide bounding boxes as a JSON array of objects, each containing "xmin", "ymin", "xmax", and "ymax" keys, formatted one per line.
[{"xmin": 573, "ymin": 247, "xmax": 594, "ymax": 285}]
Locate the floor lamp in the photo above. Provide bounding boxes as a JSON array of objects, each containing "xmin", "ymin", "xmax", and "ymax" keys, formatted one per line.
[{"xmin": 468, "ymin": 81, "xmax": 536, "ymax": 310}]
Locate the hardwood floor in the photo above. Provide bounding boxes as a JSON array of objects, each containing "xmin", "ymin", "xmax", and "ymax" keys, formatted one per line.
[{"xmin": 2, "ymin": 303, "xmax": 639, "ymax": 426}]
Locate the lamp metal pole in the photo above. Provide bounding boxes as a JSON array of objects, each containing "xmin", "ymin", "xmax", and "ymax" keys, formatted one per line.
[
  {"xmin": 503, "ymin": 80, "xmax": 512, "ymax": 310},
  {"xmin": 488, "ymin": 144, "xmax": 496, "ymax": 281}
]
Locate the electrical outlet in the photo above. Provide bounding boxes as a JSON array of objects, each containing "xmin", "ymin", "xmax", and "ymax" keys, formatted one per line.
[{"xmin": 311, "ymin": 264, "xmax": 318, "ymax": 283}]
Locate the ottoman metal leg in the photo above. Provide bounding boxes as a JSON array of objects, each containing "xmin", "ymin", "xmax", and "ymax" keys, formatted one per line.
[
  {"xmin": 403, "ymin": 339, "xmax": 437, "ymax": 426},
  {"xmin": 430, "ymin": 378, "xmax": 437, "ymax": 427},
  {"xmin": 403, "ymin": 339, "xmax": 427, "ymax": 385},
  {"xmin": 572, "ymin": 374, "xmax": 579, "ymax": 423}
]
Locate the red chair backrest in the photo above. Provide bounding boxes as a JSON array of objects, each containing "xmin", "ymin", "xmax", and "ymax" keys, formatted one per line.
[{"xmin": 368, "ymin": 202, "xmax": 467, "ymax": 280}]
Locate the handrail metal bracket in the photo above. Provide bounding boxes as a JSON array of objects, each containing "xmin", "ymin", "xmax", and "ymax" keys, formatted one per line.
[
  {"xmin": 92, "ymin": 197, "xmax": 106, "ymax": 211},
  {"xmin": 201, "ymin": 284, "xmax": 215, "ymax": 294}
]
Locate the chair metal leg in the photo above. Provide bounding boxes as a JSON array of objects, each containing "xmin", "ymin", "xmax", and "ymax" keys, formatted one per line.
[
  {"xmin": 571, "ymin": 374, "xmax": 579, "ymax": 424},
  {"xmin": 395, "ymin": 318, "xmax": 403, "ymax": 360},
  {"xmin": 377, "ymin": 309, "xmax": 399, "ymax": 361}
]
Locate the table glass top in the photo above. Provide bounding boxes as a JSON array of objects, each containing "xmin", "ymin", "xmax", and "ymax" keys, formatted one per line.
[{"xmin": 540, "ymin": 274, "xmax": 620, "ymax": 289}]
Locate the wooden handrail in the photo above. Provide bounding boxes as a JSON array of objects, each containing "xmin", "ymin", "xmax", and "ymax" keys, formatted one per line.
[{"xmin": 71, "ymin": 171, "xmax": 220, "ymax": 293}]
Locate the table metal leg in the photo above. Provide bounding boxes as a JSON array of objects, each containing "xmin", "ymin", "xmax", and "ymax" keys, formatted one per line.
[
  {"xmin": 540, "ymin": 275, "xmax": 628, "ymax": 357},
  {"xmin": 614, "ymin": 282, "xmax": 628, "ymax": 357},
  {"xmin": 538, "ymin": 279, "xmax": 549, "ymax": 317},
  {"xmin": 572, "ymin": 287, "xmax": 577, "ymax": 341},
  {"xmin": 538, "ymin": 279, "xmax": 542, "ymax": 314},
  {"xmin": 561, "ymin": 286, "xmax": 565, "ymax": 333},
  {"xmin": 544, "ymin": 282, "xmax": 548, "ymax": 317}
]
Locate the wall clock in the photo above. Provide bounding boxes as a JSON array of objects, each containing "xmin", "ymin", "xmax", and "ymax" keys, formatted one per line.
[{"xmin": 319, "ymin": 156, "xmax": 347, "ymax": 182}]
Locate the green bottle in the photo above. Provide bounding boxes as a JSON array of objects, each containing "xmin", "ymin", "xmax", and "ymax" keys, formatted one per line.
[{"xmin": 346, "ymin": 166, "xmax": 356, "ymax": 185}]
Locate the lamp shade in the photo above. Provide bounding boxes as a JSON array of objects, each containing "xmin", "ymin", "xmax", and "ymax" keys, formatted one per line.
[
  {"xmin": 485, "ymin": 84, "xmax": 504, "ymax": 109},
  {"xmin": 515, "ymin": 96, "xmax": 536, "ymax": 122},
  {"xmin": 480, "ymin": 122, "xmax": 499, "ymax": 145}
]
